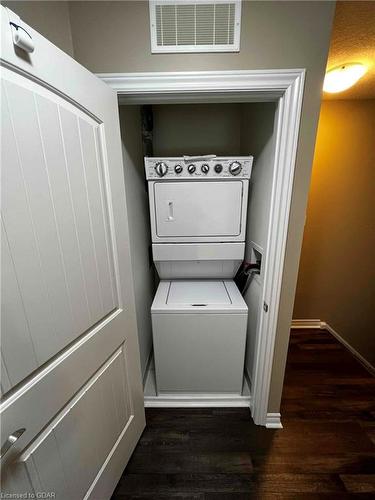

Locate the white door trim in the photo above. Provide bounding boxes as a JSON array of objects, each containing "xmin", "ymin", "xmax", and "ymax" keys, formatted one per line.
[{"xmin": 99, "ymin": 69, "xmax": 305, "ymax": 427}]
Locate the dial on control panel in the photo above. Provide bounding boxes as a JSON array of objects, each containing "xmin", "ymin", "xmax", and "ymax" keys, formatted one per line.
[
  {"xmin": 155, "ymin": 162, "xmax": 168, "ymax": 177},
  {"xmin": 229, "ymin": 161, "xmax": 242, "ymax": 176},
  {"xmin": 187, "ymin": 164, "xmax": 196, "ymax": 174},
  {"xmin": 174, "ymin": 164, "xmax": 183, "ymax": 174},
  {"xmin": 201, "ymin": 164, "xmax": 209, "ymax": 174},
  {"xmin": 214, "ymin": 164, "xmax": 223, "ymax": 173}
]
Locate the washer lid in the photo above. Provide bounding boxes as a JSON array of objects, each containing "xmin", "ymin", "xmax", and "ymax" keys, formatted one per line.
[
  {"xmin": 167, "ymin": 280, "xmax": 231, "ymax": 306},
  {"xmin": 152, "ymin": 280, "xmax": 248, "ymax": 314}
]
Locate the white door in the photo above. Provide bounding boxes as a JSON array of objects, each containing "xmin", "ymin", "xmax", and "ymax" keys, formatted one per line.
[
  {"xmin": 0, "ymin": 7, "xmax": 145, "ymax": 499},
  {"xmin": 151, "ymin": 180, "xmax": 246, "ymax": 241}
]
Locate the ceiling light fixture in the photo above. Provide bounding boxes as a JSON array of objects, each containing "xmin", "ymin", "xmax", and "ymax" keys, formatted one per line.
[{"xmin": 323, "ymin": 63, "xmax": 367, "ymax": 93}]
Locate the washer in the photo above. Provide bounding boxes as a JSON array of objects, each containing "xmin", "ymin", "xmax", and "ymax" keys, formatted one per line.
[{"xmin": 151, "ymin": 280, "xmax": 248, "ymax": 394}]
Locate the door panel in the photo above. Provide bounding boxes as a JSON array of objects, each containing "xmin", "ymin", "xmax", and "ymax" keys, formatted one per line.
[
  {"xmin": 1, "ymin": 78, "xmax": 62, "ymax": 367},
  {"xmin": 1, "ymin": 6, "xmax": 145, "ymax": 499},
  {"xmin": 27, "ymin": 432, "xmax": 71, "ymax": 499},
  {"xmin": 59, "ymin": 106, "xmax": 106, "ymax": 323},
  {"xmin": 1, "ymin": 220, "xmax": 39, "ymax": 387},
  {"xmin": 154, "ymin": 181, "xmax": 243, "ymax": 238},
  {"xmin": 0, "ymin": 461, "xmax": 33, "ymax": 497},
  {"xmin": 1, "ymin": 354, "xmax": 12, "ymax": 397},
  {"xmin": 1, "ymin": 67, "xmax": 118, "ymax": 388},
  {"xmin": 17, "ymin": 345, "xmax": 132, "ymax": 500},
  {"xmin": 1, "ymin": 310, "xmax": 126, "ymax": 472},
  {"xmin": 79, "ymin": 118, "xmax": 117, "ymax": 313}
]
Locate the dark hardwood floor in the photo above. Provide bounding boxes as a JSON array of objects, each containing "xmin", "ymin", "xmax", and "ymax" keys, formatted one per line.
[{"xmin": 112, "ymin": 329, "xmax": 375, "ymax": 498}]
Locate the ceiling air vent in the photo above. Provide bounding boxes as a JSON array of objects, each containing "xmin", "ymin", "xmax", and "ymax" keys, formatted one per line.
[{"xmin": 149, "ymin": 0, "xmax": 242, "ymax": 53}]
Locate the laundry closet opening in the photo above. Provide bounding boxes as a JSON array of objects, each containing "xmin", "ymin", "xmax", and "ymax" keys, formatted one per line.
[{"xmin": 119, "ymin": 101, "xmax": 278, "ymax": 408}]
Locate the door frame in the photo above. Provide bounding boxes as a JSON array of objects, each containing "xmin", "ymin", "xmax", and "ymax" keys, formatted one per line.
[{"xmin": 99, "ymin": 70, "xmax": 305, "ymax": 427}]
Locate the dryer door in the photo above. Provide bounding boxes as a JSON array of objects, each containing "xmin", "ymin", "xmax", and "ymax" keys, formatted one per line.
[{"xmin": 152, "ymin": 180, "xmax": 246, "ymax": 242}]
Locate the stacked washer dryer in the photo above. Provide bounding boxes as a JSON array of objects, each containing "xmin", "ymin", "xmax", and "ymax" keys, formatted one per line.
[{"xmin": 145, "ymin": 155, "xmax": 253, "ymax": 397}]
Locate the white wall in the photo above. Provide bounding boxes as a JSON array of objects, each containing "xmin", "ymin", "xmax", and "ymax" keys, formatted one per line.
[
  {"xmin": 153, "ymin": 104, "xmax": 242, "ymax": 157},
  {"xmin": 240, "ymin": 102, "xmax": 278, "ymax": 384},
  {"xmin": 241, "ymin": 103, "xmax": 278, "ymax": 258},
  {"xmin": 119, "ymin": 106, "xmax": 154, "ymax": 381}
]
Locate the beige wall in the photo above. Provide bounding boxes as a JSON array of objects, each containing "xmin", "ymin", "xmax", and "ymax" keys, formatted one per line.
[
  {"xmin": 2, "ymin": 1, "xmax": 74, "ymax": 56},
  {"xmin": 153, "ymin": 103, "xmax": 242, "ymax": 157},
  {"xmin": 294, "ymin": 99, "xmax": 375, "ymax": 367},
  {"xmin": 2, "ymin": 0, "xmax": 336, "ymax": 414},
  {"xmin": 68, "ymin": 1, "xmax": 333, "ymax": 75}
]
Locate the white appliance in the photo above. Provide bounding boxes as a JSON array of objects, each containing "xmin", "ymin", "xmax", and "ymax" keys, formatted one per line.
[
  {"xmin": 152, "ymin": 280, "xmax": 248, "ymax": 394},
  {"xmin": 146, "ymin": 156, "xmax": 253, "ymax": 279},
  {"xmin": 145, "ymin": 155, "xmax": 253, "ymax": 395}
]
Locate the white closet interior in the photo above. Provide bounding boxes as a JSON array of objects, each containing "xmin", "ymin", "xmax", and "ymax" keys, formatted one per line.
[{"xmin": 119, "ymin": 101, "xmax": 278, "ymax": 404}]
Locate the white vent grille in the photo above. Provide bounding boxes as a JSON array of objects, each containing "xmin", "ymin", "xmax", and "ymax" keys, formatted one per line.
[{"xmin": 149, "ymin": 0, "xmax": 242, "ymax": 53}]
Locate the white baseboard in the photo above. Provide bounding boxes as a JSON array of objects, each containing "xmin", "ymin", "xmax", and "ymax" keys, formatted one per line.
[
  {"xmin": 144, "ymin": 393, "xmax": 251, "ymax": 408},
  {"xmin": 291, "ymin": 319, "xmax": 375, "ymax": 376},
  {"xmin": 265, "ymin": 412, "xmax": 283, "ymax": 429},
  {"xmin": 321, "ymin": 321, "xmax": 375, "ymax": 376}
]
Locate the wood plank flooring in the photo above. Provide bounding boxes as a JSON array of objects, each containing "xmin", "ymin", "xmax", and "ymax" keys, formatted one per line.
[{"xmin": 112, "ymin": 329, "xmax": 375, "ymax": 498}]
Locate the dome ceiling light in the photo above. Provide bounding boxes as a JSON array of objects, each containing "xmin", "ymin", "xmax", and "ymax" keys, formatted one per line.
[{"xmin": 323, "ymin": 63, "xmax": 367, "ymax": 93}]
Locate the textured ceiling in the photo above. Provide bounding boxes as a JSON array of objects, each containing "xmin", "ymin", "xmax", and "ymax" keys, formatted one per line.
[{"xmin": 324, "ymin": 1, "xmax": 375, "ymax": 100}]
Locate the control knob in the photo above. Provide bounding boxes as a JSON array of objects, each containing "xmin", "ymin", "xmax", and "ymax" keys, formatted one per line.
[
  {"xmin": 187, "ymin": 164, "xmax": 196, "ymax": 174},
  {"xmin": 214, "ymin": 164, "xmax": 223, "ymax": 173},
  {"xmin": 201, "ymin": 164, "xmax": 209, "ymax": 174},
  {"xmin": 155, "ymin": 162, "xmax": 168, "ymax": 177},
  {"xmin": 229, "ymin": 161, "xmax": 242, "ymax": 176},
  {"xmin": 174, "ymin": 164, "xmax": 183, "ymax": 174}
]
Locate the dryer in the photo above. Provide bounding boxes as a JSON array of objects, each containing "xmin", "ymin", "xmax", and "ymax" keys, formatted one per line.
[
  {"xmin": 146, "ymin": 156, "xmax": 253, "ymax": 279},
  {"xmin": 145, "ymin": 155, "xmax": 253, "ymax": 396}
]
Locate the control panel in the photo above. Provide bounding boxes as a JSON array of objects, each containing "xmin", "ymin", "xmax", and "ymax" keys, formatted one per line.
[{"xmin": 145, "ymin": 156, "xmax": 253, "ymax": 180}]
